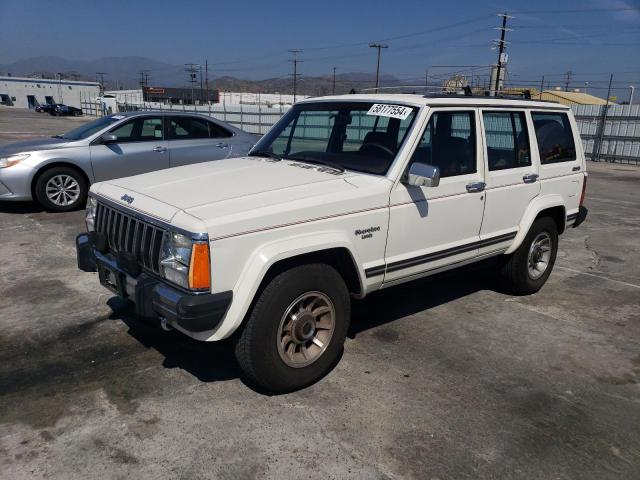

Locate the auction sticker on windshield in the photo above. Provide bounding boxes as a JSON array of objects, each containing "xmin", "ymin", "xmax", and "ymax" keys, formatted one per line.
[{"xmin": 366, "ymin": 104, "xmax": 413, "ymax": 120}]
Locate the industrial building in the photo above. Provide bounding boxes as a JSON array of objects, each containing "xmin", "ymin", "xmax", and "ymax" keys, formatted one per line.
[
  {"xmin": 537, "ymin": 89, "xmax": 613, "ymax": 106},
  {"xmin": 0, "ymin": 75, "xmax": 100, "ymax": 109}
]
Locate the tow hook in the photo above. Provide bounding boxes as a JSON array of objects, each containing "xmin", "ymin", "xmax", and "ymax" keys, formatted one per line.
[{"xmin": 160, "ymin": 317, "xmax": 173, "ymax": 331}]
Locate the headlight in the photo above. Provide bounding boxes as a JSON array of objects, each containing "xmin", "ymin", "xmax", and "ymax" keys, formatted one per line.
[
  {"xmin": 0, "ymin": 154, "xmax": 30, "ymax": 168},
  {"xmin": 160, "ymin": 232, "xmax": 210, "ymax": 290},
  {"xmin": 85, "ymin": 196, "xmax": 97, "ymax": 231}
]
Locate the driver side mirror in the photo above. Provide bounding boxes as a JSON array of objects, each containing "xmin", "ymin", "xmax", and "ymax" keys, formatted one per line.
[
  {"xmin": 100, "ymin": 133, "xmax": 118, "ymax": 144},
  {"xmin": 404, "ymin": 162, "xmax": 440, "ymax": 188}
]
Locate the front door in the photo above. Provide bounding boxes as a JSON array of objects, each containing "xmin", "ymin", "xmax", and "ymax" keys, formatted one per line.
[
  {"xmin": 384, "ymin": 108, "xmax": 486, "ymax": 284},
  {"xmin": 478, "ymin": 109, "xmax": 540, "ymax": 254},
  {"xmin": 90, "ymin": 115, "xmax": 169, "ymax": 181}
]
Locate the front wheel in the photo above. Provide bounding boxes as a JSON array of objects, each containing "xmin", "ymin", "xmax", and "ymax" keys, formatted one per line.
[
  {"xmin": 498, "ymin": 217, "xmax": 558, "ymax": 295},
  {"xmin": 34, "ymin": 166, "xmax": 88, "ymax": 212},
  {"xmin": 234, "ymin": 263, "xmax": 350, "ymax": 393}
]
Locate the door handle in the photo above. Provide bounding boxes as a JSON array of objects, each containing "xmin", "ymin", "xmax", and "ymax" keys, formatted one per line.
[
  {"xmin": 466, "ymin": 181, "xmax": 486, "ymax": 193},
  {"xmin": 153, "ymin": 146, "xmax": 167, "ymax": 153},
  {"xmin": 522, "ymin": 173, "xmax": 539, "ymax": 184},
  {"xmin": 215, "ymin": 142, "xmax": 229, "ymax": 149}
]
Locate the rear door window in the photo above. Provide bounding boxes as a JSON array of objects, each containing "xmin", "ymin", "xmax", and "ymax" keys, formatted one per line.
[
  {"xmin": 483, "ymin": 111, "xmax": 531, "ymax": 170},
  {"xmin": 168, "ymin": 116, "xmax": 211, "ymax": 140},
  {"xmin": 531, "ymin": 112, "xmax": 576, "ymax": 164}
]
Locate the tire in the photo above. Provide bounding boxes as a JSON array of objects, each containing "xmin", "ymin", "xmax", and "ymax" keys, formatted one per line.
[
  {"xmin": 498, "ymin": 216, "xmax": 558, "ymax": 295},
  {"xmin": 34, "ymin": 166, "xmax": 88, "ymax": 212},
  {"xmin": 234, "ymin": 263, "xmax": 350, "ymax": 393}
]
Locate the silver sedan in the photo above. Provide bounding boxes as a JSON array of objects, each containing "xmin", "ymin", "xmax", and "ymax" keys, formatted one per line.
[{"xmin": 0, "ymin": 112, "xmax": 257, "ymax": 211}]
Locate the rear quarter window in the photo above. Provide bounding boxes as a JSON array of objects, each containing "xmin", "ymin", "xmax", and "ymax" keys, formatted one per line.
[{"xmin": 532, "ymin": 112, "xmax": 576, "ymax": 164}]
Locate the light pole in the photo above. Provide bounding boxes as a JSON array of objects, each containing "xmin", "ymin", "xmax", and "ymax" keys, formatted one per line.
[
  {"xmin": 369, "ymin": 43, "xmax": 388, "ymax": 93},
  {"xmin": 630, "ymin": 85, "xmax": 635, "ymax": 105}
]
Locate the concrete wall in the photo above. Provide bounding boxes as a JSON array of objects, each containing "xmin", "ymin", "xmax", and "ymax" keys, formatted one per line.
[{"xmin": 0, "ymin": 76, "xmax": 100, "ymax": 109}]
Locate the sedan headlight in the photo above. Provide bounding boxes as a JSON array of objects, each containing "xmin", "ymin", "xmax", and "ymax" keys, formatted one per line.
[
  {"xmin": 160, "ymin": 232, "xmax": 210, "ymax": 290},
  {"xmin": 85, "ymin": 196, "xmax": 97, "ymax": 231},
  {"xmin": 0, "ymin": 154, "xmax": 30, "ymax": 168}
]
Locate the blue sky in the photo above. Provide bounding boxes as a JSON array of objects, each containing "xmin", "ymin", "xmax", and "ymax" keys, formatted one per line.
[{"xmin": 1, "ymin": 0, "xmax": 639, "ymax": 97}]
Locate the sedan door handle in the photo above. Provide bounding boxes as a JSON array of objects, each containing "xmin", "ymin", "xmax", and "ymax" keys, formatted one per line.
[
  {"xmin": 466, "ymin": 181, "xmax": 486, "ymax": 193},
  {"xmin": 523, "ymin": 173, "xmax": 539, "ymax": 184},
  {"xmin": 215, "ymin": 142, "xmax": 229, "ymax": 149},
  {"xmin": 153, "ymin": 146, "xmax": 167, "ymax": 153}
]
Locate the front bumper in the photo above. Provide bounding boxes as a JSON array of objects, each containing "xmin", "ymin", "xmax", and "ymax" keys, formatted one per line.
[
  {"xmin": 0, "ymin": 163, "xmax": 35, "ymax": 201},
  {"xmin": 76, "ymin": 233, "xmax": 232, "ymax": 333}
]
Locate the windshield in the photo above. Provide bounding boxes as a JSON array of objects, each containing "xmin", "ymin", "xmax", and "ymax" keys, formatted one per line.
[
  {"xmin": 251, "ymin": 102, "xmax": 418, "ymax": 175},
  {"xmin": 56, "ymin": 115, "xmax": 124, "ymax": 140}
]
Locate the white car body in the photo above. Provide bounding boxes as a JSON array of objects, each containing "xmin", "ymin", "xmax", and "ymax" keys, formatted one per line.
[{"xmin": 80, "ymin": 95, "xmax": 587, "ymax": 342}]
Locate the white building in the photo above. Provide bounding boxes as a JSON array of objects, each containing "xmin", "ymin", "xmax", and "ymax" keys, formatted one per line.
[{"xmin": 0, "ymin": 76, "xmax": 100, "ymax": 109}]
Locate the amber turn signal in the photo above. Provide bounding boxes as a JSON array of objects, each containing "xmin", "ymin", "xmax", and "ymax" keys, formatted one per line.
[{"xmin": 188, "ymin": 243, "xmax": 211, "ymax": 290}]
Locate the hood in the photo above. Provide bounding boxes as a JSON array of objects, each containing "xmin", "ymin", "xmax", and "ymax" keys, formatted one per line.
[
  {"xmin": 0, "ymin": 137, "xmax": 75, "ymax": 156},
  {"xmin": 97, "ymin": 157, "xmax": 360, "ymax": 212},
  {"xmin": 93, "ymin": 156, "xmax": 390, "ymax": 237}
]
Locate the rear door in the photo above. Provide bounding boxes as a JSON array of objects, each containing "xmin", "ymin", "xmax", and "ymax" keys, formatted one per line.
[
  {"xmin": 478, "ymin": 109, "xmax": 540, "ymax": 252},
  {"xmin": 90, "ymin": 115, "xmax": 169, "ymax": 181},
  {"xmin": 531, "ymin": 110, "xmax": 584, "ymax": 217},
  {"xmin": 167, "ymin": 115, "xmax": 233, "ymax": 167}
]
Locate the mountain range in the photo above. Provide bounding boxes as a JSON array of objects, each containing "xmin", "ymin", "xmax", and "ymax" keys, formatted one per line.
[{"xmin": 0, "ymin": 56, "xmax": 403, "ymax": 95}]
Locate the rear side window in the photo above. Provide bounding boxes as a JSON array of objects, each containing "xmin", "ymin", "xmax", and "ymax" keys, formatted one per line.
[
  {"xmin": 532, "ymin": 112, "xmax": 576, "ymax": 164},
  {"xmin": 483, "ymin": 111, "xmax": 531, "ymax": 171},
  {"xmin": 410, "ymin": 111, "xmax": 477, "ymax": 178}
]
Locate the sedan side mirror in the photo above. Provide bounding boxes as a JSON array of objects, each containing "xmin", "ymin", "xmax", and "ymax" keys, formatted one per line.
[
  {"xmin": 405, "ymin": 162, "xmax": 440, "ymax": 187},
  {"xmin": 100, "ymin": 133, "xmax": 118, "ymax": 144}
]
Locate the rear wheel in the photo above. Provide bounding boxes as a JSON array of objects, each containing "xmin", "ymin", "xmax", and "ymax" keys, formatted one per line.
[
  {"xmin": 234, "ymin": 263, "xmax": 350, "ymax": 393},
  {"xmin": 34, "ymin": 166, "xmax": 87, "ymax": 212},
  {"xmin": 498, "ymin": 217, "xmax": 558, "ymax": 295}
]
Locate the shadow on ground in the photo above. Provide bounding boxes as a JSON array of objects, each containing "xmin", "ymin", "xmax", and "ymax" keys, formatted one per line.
[
  {"xmin": 110, "ymin": 261, "xmax": 501, "ymax": 392},
  {"xmin": 0, "ymin": 200, "xmax": 44, "ymax": 214}
]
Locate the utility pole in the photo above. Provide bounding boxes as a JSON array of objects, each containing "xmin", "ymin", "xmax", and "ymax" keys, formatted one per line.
[
  {"xmin": 425, "ymin": 69, "xmax": 429, "ymax": 93},
  {"xmin": 369, "ymin": 43, "xmax": 388, "ymax": 93},
  {"xmin": 205, "ymin": 60, "xmax": 209, "ymax": 104},
  {"xmin": 564, "ymin": 71, "xmax": 572, "ymax": 92},
  {"xmin": 184, "ymin": 64, "xmax": 200, "ymax": 104},
  {"xmin": 332, "ymin": 67, "xmax": 336, "ymax": 95},
  {"xmin": 594, "ymin": 74, "xmax": 614, "ymax": 162},
  {"xmin": 493, "ymin": 13, "xmax": 511, "ymax": 96},
  {"xmin": 96, "ymin": 72, "xmax": 107, "ymax": 94},
  {"xmin": 288, "ymin": 49, "xmax": 303, "ymax": 103},
  {"xmin": 139, "ymin": 70, "xmax": 150, "ymax": 88},
  {"xmin": 539, "ymin": 75, "xmax": 545, "ymax": 99}
]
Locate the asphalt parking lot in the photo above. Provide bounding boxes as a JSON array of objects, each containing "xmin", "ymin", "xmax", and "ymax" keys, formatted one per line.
[{"xmin": 0, "ymin": 108, "xmax": 639, "ymax": 479}]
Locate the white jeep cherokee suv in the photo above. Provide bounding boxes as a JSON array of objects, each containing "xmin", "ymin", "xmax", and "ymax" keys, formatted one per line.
[{"xmin": 76, "ymin": 94, "xmax": 588, "ymax": 392}]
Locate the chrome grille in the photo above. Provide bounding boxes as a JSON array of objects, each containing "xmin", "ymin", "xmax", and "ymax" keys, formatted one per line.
[{"xmin": 95, "ymin": 202, "xmax": 165, "ymax": 274}]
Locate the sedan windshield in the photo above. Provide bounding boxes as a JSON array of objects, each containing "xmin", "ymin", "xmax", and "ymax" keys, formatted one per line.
[
  {"xmin": 251, "ymin": 102, "xmax": 418, "ymax": 175},
  {"xmin": 56, "ymin": 115, "xmax": 124, "ymax": 140}
]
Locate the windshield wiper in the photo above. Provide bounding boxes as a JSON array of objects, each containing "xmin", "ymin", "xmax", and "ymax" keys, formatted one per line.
[
  {"xmin": 285, "ymin": 155, "xmax": 345, "ymax": 173},
  {"xmin": 52, "ymin": 134, "xmax": 66, "ymax": 139},
  {"xmin": 248, "ymin": 150, "xmax": 282, "ymax": 161}
]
